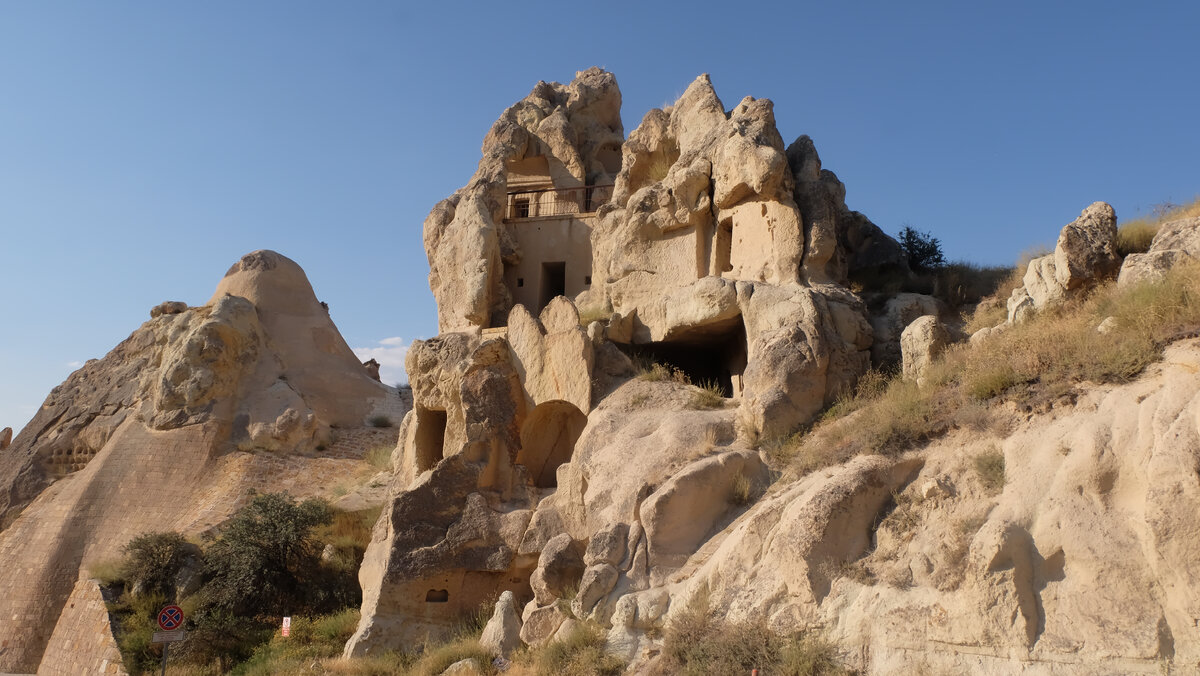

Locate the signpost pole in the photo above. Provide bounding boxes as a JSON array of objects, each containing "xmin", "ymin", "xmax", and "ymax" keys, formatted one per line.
[{"xmin": 160, "ymin": 642, "xmax": 168, "ymax": 676}]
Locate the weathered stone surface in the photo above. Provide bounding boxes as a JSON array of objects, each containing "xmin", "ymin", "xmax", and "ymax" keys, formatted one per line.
[
  {"xmin": 1054, "ymin": 201, "xmax": 1119, "ymax": 291},
  {"xmin": 1118, "ymin": 250, "xmax": 1191, "ymax": 288},
  {"xmin": 572, "ymin": 562, "xmax": 619, "ymax": 619},
  {"xmin": 0, "ymin": 251, "xmax": 397, "ymax": 673},
  {"xmin": 0, "ymin": 427, "xmax": 11, "ymax": 451},
  {"xmin": 478, "ymin": 590, "xmax": 522, "ymax": 657},
  {"xmin": 584, "ymin": 522, "xmax": 628, "ymax": 567},
  {"xmin": 1118, "ymin": 217, "xmax": 1200, "ymax": 288},
  {"xmin": 530, "ymin": 533, "xmax": 585, "ymax": 605},
  {"xmin": 742, "ymin": 284, "xmax": 872, "ymax": 439},
  {"xmin": 1006, "ymin": 203, "xmax": 1120, "ymax": 324},
  {"xmin": 869, "ymin": 293, "xmax": 944, "ymax": 367},
  {"xmin": 901, "ymin": 315, "xmax": 950, "ymax": 386},
  {"xmin": 149, "ymin": 300, "xmax": 187, "ymax": 318},
  {"xmin": 519, "ymin": 600, "xmax": 570, "ymax": 646},
  {"xmin": 425, "ymin": 67, "xmax": 622, "ymax": 332}
]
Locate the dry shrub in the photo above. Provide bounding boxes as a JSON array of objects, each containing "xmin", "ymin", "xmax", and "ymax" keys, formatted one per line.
[
  {"xmin": 972, "ymin": 448, "xmax": 1006, "ymax": 495},
  {"xmin": 577, "ymin": 306, "xmax": 612, "ymax": 326},
  {"xmin": 364, "ymin": 444, "xmax": 394, "ymax": 471},
  {"xmin": 689, "ymin": 380, "xmax": 726, "ymax": 409},
  {"xmin": 511, "ymin": 621, "xmax": 624, "ymax": 676},
  {"xmin": 657, "ymin": 592, "xmax": 848, "ymax": 676},
  {"xmin": 786, "ymin": 262, "xmax": 1200, "ymax": 479},
  {"xmin": 964, "ymin": 265, "xmax": 1024, "ymax": 333},
  {"xmin": 730, "ymin": 473, "xmax": 753, "ymax": 506}
]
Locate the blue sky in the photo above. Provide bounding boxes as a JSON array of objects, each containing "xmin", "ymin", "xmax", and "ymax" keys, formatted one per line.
[{"xmin": 1, "ymin": 1, "xmax": 1197, "ymax": 433}]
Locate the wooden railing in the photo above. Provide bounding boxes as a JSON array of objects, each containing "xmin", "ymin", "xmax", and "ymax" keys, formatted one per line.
[{"xmin": 505, "ymin": 185, "xmax": 614, "ymax": 220}]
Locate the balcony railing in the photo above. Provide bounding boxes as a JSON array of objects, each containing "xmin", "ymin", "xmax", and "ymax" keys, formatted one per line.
[{"xmin": 505, "ymin": 184, "xmax": 614, "ymax": 221}]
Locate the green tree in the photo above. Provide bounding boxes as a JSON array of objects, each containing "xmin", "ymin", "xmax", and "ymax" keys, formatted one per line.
[
  {"xmin": 121, "ymin": 531, "xmax": 193, "ymax": 597},
  {"xmin": 899, "ymin": 226, "xmax": 946, "ymax": 272},
  {"xmin": 200, "ymin": 492, "xmax": 333, "ymax": 616}
]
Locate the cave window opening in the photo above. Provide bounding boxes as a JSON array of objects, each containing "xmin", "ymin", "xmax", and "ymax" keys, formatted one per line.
[
  {"xmin": 539, "ymin": 261, "xmax": 566, "ymax": 314},
  {"xmin": 425, "ymin": 589, "xmax": 449, "ymax": 603},
  {"xmin": 415, "ymin": 407, "xmax": 447, "ymax": 472},
  {"xmin": 626, "ymin": 318, "xmax": 747, "ymax": 398},
  {"xmin": 714, "ymin": 218, "xmax": 734, "ymax": 276}
]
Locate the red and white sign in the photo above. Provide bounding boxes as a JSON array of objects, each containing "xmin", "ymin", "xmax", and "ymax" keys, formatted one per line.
[
  {"xmin": 157, "ymin": 605, "xmax": 184, "ymax": 631},
  {"xmin": 282, "ymin": 616, "xmax": 291, "ymax": 637}
]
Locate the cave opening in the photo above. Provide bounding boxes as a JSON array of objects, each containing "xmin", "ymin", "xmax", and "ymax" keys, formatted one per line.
[
  {"xmin": 628, "ymin": 316, "xmax": 748, "ymax": 398},
  {"xmin": 414, "ymin": 407, "xmax": 447, "ymax": 472}
]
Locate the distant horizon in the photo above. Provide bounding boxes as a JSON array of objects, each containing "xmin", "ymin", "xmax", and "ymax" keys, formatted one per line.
[{"xmin": 3, "ymin": 2, "xmax": 1198, "ymax": 433}]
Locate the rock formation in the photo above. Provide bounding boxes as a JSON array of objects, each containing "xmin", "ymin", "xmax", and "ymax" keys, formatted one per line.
[
  {"xmin": 347, "ymin": 68, "xmax": 903, "ymax": 657},
  {"xmin": 0, "ymin": 250, "xmax": 406, "ymax": 673},
  {"xmin": 1006, "ymin": 202, "xmax": 1119, "ymax": 323},
  {"xmin": 1119, "ymin": 216, "xmax": 1200, "ymax": 287},
  {"xmin": 343, "ymin": 68, "xmax": 1200, "ymax": 676}
]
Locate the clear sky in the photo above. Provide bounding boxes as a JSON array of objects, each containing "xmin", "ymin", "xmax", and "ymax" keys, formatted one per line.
[{"xmin": 2, "ymin": 1, "xmax": 1197, "ymax": 434}]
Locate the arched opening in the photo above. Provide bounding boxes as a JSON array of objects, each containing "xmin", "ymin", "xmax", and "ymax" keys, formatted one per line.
[
  {"xmin": 414, "ymin": 407, "xmax": 447, "ymax": 472},
  {"xmin": 517, "ymin": 401, "xmax": 587, "ymax": 488}
]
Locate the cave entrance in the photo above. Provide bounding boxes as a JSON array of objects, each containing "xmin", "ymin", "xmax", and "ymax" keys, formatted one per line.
[
  {"xmin": 517, "ymin": 400, "xmax": 587, "ymax": 488},
  {"xmin": 414, "ymin": 407, "xmax": 447, "ymax": 472},
  {"xmin": 634, "ymin": 317, "xmax": 747, "ymax": 398},
  {"xmin": 539, "ymin": 261, "xmax": 566, "ymax": 314}
]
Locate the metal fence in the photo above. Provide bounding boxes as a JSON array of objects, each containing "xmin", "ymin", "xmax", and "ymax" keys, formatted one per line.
[{"xmin": 505, "ymin": 184, "xmax": 614, "ymax": 220}]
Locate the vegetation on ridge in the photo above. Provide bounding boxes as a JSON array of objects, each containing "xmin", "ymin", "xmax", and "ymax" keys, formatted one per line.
[{"xmin": 771, "ymin": 259, "xmax": 1200, "ymax": 478}]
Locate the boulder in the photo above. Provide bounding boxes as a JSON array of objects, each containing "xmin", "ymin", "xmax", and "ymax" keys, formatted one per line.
[
  {"xmin": 1118, "ymin": 217, "xmax": 1200, "ymax": 288},
  {"xmin": 519, "ymin": 600, "xmax": 570, "ymax": 646},
  {"xmin": 149, "ymin": 300, "xmax": 187, "ymax": 318},
  {"xmin": 478, "ymin": 590, "xmax": 522, "ymax": 658},
  {"xmin": 869, "ymin": 293, "xmax": 944, "ymax": 367},
  {"xmin": 901, "ymin": 315, "xmax": 950, "ymax": 386},
  {"xmin": 530, "ymin": 533, "xmax": 585, "ymax": 605},
  {"xmin": 1007, "ymin": 202, "xmax": 1120, "ymax": 322},
  {"xmin": 1054, "ymin": 201, "xmax": 1120, "ymax": 291},
  {"xmin": 0, "ymin": 427, "xmax": 10, "ymax": 451}
]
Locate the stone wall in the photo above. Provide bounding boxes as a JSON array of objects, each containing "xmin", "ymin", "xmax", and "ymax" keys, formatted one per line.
[{"xmin": 36, "ymin": 578, "xmax": 125, "ymax": 675}]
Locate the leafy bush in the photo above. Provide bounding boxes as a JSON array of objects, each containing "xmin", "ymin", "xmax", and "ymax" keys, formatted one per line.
[
  {"xmin": 899, "ymin": 226, "xmax": 946, "ymax": 272},
  {"xmin": 200, "ymin": 492, "xmax": 334, "ymax": 617},
  {"xmin": 122, "ymin": 531, "xmax": 194, "ymax": 597}
]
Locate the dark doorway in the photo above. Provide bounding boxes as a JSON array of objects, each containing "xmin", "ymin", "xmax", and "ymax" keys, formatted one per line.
[
  {"xmin": 627, "ymin": 317, "xmax": 747, "ymax": 398},
  {"xmin": 539, "ymin": 261, "xmax": 566, "ymax": 313}
]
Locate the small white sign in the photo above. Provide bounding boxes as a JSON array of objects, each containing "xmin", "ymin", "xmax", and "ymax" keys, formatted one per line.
[
  {"xmin": 152, "ymin": 629, "xmax": 186, "ymax": 643},
  {"xmin": 282, "ymin": 616, "xmax": 291, "ymax": 637}
]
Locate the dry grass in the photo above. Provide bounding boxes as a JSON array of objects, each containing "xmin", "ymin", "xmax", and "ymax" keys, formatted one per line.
[
  {"xmin": 655, "ymin": 591, "xmax": 849, "ymax": 676},
  {"xmin": 508, "ymin": 622, "xmax": 624, "ymax": 676},
  {"xmin": 774, "ymin": 262, "xmax": 1200, "ymax": 479},
  {"xmin": 364, "ymin": 444, "xmax": 394, "ymax": 471},
  {"xmin": 1116, "ymin": 197, "xmax": 1200, "ymax": 257},
  {"xmin": 730, "ymin": 473, "xmax": 753, "ymax": 506},
  {"xmin": 577, "ymin": 306, "xmax": 612, "ymax": 326},
  {"xmin": 635, "ymin": 356, "xmax": 688, "ymax": 384},
  {"xmin": 87, "ymin": 557, "xmax": 126, "ymax": 586},
  {"xmin": 688, "ymin": 380, "xmax": 726, "ymax": 409}
]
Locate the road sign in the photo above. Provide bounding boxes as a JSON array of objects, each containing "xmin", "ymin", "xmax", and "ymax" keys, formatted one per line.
[
  {"xmin": 157, "ymin": 604, "xmax": 184, "ymax": 631},
  {"xmin": 282, "ymin": 616, "xmax": 291, "ymax": 637},
  {"xmin": 152, "ymin": 629, "xmax": 186, "ymax": 643}
]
